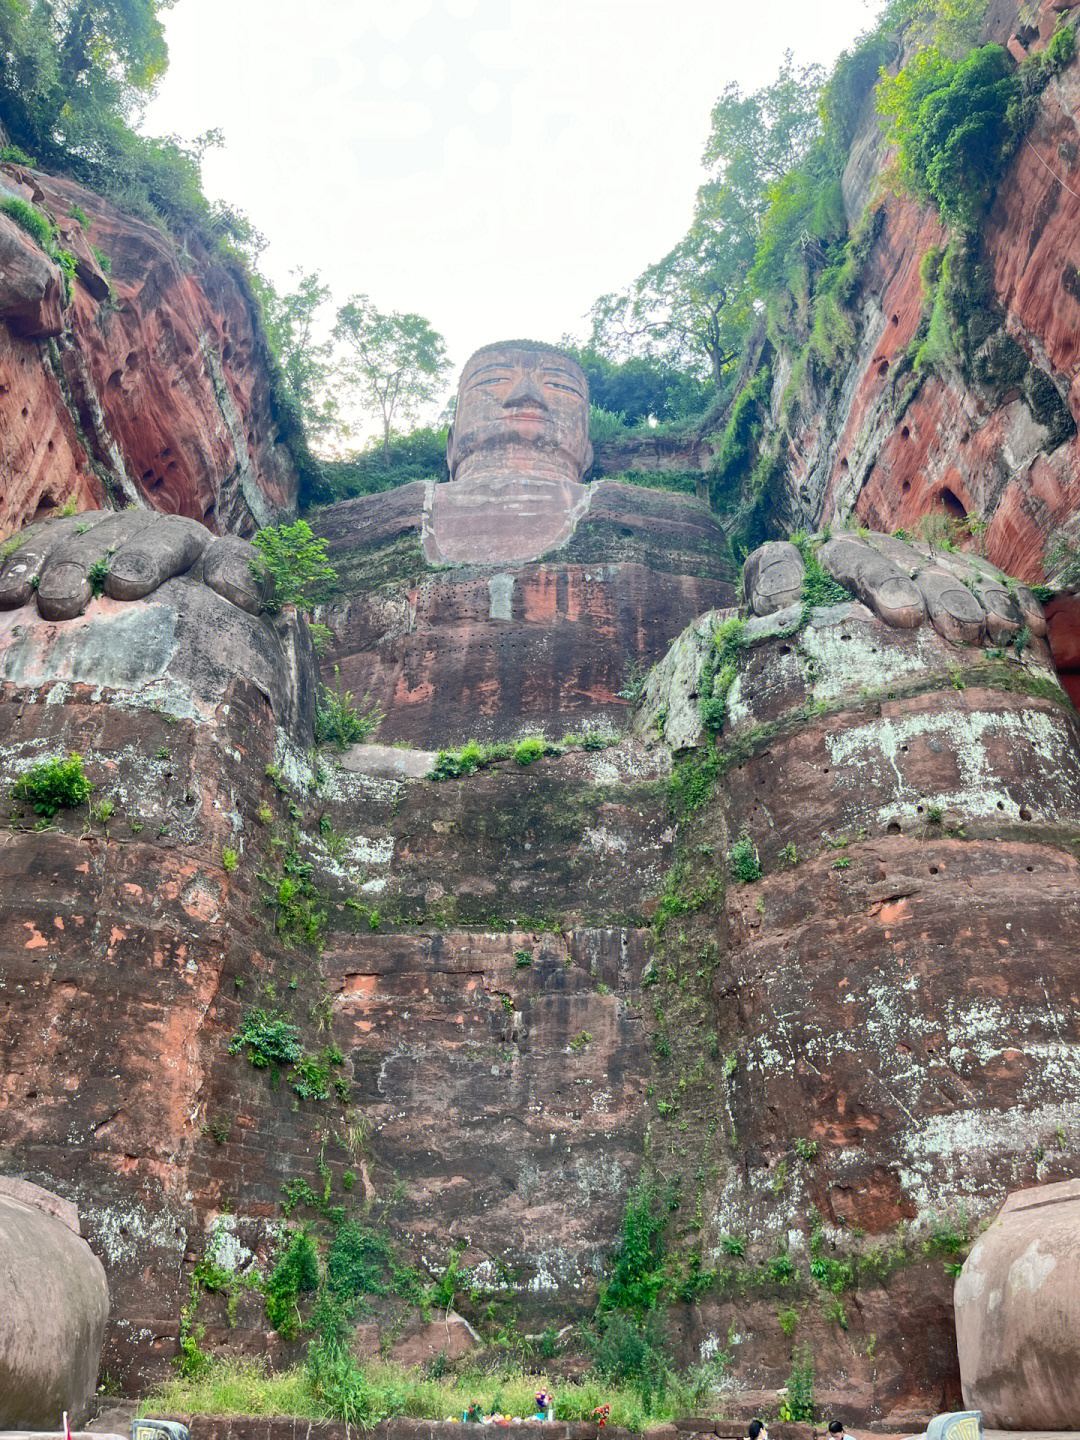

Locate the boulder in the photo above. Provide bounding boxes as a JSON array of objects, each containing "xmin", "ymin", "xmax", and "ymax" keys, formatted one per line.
[
  {"xmin": 0, "ymin": 211, "xmax": 64, "ymax": 337},
  {"xmin": 0, "ymin": 1178, "xmax": 109, "ymax": 1428},
  {"xmin": 743, "ymin": 541, "xmax": 804, "ymax": 615},
  {"xmin": 955, "ymin": 1178, "xmax": 1080, "ymax": 1428}
]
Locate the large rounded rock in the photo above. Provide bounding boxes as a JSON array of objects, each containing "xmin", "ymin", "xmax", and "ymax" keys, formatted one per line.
[
  {"xmin": 955, "ymin": 1178, "xmax": 1080, "ymax": 1428},
  {"xmin": 0, "ymin": 1179, "xmax": 109, "ymax": 1428}
]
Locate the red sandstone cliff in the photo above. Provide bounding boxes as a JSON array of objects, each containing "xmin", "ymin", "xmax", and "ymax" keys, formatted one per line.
[
  {"xmin": 0, "ymin": 161, "xmax": 297, "ymax": 539},
  {"xmin": 770, "ymin": 0, "xmax": 1080, "ymax": 592}
]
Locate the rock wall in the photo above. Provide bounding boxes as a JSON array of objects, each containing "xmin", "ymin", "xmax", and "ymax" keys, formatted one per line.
[
  {"xmin": 0, "ymin": 160, "xmax": 298, "ymax": 539},
  {"xmin": 773, "ymin": 0, "xmax": 1080, "ymax": 591},
  {"xmin": 4, "ymin": 503, "xmax": 1079, "ymax": 1425}
]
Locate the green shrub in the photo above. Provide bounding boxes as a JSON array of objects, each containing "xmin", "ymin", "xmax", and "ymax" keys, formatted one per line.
[
  {"xmin": 0, "ymin": 144, "xmax": 34, "ymax": 165},
  {"xmin": 791, "ymin": 533, "xmax": 851, "ymax": 609},
  {"xmin": 11, "ymin": 753, "xmax": 93, "ymax": 817},
  {"xmin": 513, "ymin": 736, "xmax": 547, "ymax": 766},
  {"xmin": 265, "ymin": 1229, "xmax": 320, "ymax": 1339},
  {"xmin": 779, "ymin": 1344, "xmax": 815, "ymax": 1421},
  {"xmin": 768, "ymin": 1250, "xmax": 796, "ymax": 1283},
  {"xmin": 308, "ymin": 426, "xmax": 449, "ymax": 504},
  {"xmin": 291, "ymin": 1051, "xmax": 333, "ymax": 1101},
  {"xmin": 604, "ymin": 1177, "xmax": 672, "ymax": 1314},
  {"xmin": 589, "ymin": 405, "xmax": 630, "ymax": 444},
  {"xmin": 877, "ymin": 44, "xmax": 1022, "ymax": 228},
  {"xmin": 698, "ymin": 616, "xmax": 746, "ymax": 734},
  {"xmin": 222, "ymin": 847, "xmax": 239, "ymax": 873},
  {"xmin": 251, "ymin": 520, "xmax": 337, "ymax": 613},
  {"xmin": 228, "ymin": 1008, "xmax": 303, "ymax": 1069},
  {"xmin": 585, "ymin": 1309, "xmax": 672, "ymax": 1409},
  {"xmin": 2, "ymin": 194, "xmax": 54, "ymax": 249},
  {"xmin": 430, "ymin": 739, "xmax": 514, "ymax": 780},
  {"xmin": 729, "ymin": 833, "xmax": 762, "ymax": 883},
  {"xmin": 315, "ymin": 667, "xmax": 381, "ymax": 749}
]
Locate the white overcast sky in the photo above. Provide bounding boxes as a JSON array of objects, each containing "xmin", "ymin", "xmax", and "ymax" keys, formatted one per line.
[{"xmin": 144, "ymin": 0, "xmax": 884, "ymax": 413}]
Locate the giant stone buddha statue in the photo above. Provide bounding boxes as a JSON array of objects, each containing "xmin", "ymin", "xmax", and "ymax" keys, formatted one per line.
[{"xmin": 424, "ymin": 341, "xmax": 593, "ymax": 565}]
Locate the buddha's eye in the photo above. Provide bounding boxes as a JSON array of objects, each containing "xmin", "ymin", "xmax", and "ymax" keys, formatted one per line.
[
  {"xmin": 545, "ymin": 381, "xmax": 581, "ymax": 396},
  {"xmin": 469, "ymin": 376, "xmax": 509, "ymax": 389}
]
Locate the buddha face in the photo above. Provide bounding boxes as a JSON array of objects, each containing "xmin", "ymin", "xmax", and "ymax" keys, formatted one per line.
[{"xmin": 446, "ymin": 344, "xmax": 592, "ymax": 485}]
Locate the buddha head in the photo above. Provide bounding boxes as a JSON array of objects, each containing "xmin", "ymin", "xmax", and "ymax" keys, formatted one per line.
[{"xmin": 446, "ymin": 341, "xmax": 592, "ymax": 486}]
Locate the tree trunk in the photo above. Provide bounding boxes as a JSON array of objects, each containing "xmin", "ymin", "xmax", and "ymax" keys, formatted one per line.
[{"xmin": 382, "ymin": 417, "xmax": 391, "ymax": 466}]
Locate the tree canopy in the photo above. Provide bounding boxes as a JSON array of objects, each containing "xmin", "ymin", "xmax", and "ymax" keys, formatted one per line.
[
  {"xmin": 589, "ymin": 55, "xmax": 824, "ymax": 390},
  {"xmin": 333, "ymin": 297, "xmax": 451, "ymax": 463}
]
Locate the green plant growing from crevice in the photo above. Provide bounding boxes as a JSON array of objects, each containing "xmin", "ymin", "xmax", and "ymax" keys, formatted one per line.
[
  {"xmin": 791, "ymin": 531, "xmax": 852, "ymax": 613},
  {"xmin": 251, "ymin": 519, "xmax": 337, "ymax": 613},
  {"xmin": 315, "ymin": 667, "xmax": 382, "ymax": 748},
  {"xmin": 11, "ymin": 753, "xmax": 93, "ymax": 818},
  {"xmin": 1, "ymin": 197, "xmax": 81, "ymax": 303},
  {"xmin": 514, "ymin": 736, "xmax": 549, "ymax": 766},
  {"xmin": 264, "ymin": 1228, "xmax": 320, "ymax": 1339},
  {"xmin": 729, "ymin": 832, "xmax": 762, "ymax": 883},
  {"xmin": 229, "ymin": 1008, "xmax": 303, "ymax": 1070},
  {"xmin": 778, "ymin": 1343, "xmax": 815, "ymax": 1421},
  {"xmin": 698, "ymin": 616, "xmax": 746, "ymax": 733}
]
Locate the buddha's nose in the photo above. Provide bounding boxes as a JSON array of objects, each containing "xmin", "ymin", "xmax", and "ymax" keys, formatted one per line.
[{"xmin": 503, "ymin": 373, "xmax": 548, "ymax": 411}]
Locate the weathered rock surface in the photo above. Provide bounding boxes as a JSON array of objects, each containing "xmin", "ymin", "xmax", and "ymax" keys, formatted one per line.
[
  {"xmin": 955, "ymin": 1179, "xmax": 1080, "ymax": 1429},
  {"xmin": 760, "ymin": 5, "xmax": 1080, "ymax": 621},
  {"xmin": 2, "ymin": 502, "xmax": 1075, "ymax": 1428},
  {"xmin": 0, "ymin": 162, "xmax": 297, "ymax": 538},
  {"xmin": 0, "ymin": 1178, "xmax": 109, "ymax": 1428}
]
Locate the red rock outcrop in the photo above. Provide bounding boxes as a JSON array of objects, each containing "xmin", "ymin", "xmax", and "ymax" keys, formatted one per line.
[
  {"xmin": 774, "ymin": 2, "xmax": 1080, "ymax": 599},
  {"xmin": 2, "ymin": 502, "xmax": 1080, "ymax": 1426},
  {"xmin": 0, "ymin": 161, "xmax": 297, "ymax": 539}
]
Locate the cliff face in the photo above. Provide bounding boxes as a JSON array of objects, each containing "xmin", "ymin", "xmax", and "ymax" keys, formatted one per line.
[
  {"xmin": 773, "ymin": 0, "xmax": 1080, "ymax": 592},
  {"xmin": 5, "ymin": 499, "xmax": 1080, "ymax": 1425},
  {"xmin": 0, "ymin": 161, "xmax": 297, "ymax": 539},
  {"xmin": 8, "ymin": 6, "xmax": 1080, "ymax": 1423}
]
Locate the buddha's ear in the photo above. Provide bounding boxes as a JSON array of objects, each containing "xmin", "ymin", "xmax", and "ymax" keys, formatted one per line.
[
  {"xmin": 445, "ymin": 424, "xmax": 455, "ymax": 480},
  {"xmin": 583, "ymin": 439, "xmax": 594, "ymax": 477}
]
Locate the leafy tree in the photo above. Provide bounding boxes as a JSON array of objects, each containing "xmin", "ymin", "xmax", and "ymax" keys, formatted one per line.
[
  {"xmin": 590, "ymin": 55, "xmax": 823, "ymax": 391},
  {"xmin": 333, "ymin": 296, "xmax": 450, "ymax": 463},
  {"xmin": 252, "ymin": 268, "xmax": 337, "ymax": 442},
  {"xmin": 53, "ymin": 0, "xmax": 171, "ymax": 93},
  {"xmin": 251, "ymin": 519, "xmax": 337, "ymax": 613},
  {"xmin": 0, "ymin": 0, "xmax": 258, "ymax": 250},
  {"xmin": 565, "ymin": 346, "xmax": 711, "ymax": 427}
]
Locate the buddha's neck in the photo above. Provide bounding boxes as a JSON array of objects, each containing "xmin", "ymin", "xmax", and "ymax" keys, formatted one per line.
[{"xmin": 453, "ymin": 449, "xmax": 582, "ymax": 487}]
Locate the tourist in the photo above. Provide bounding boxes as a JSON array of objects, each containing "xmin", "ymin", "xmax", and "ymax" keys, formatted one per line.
[
  {"xmin": 828, "ymin": 1422, "xmax": 852, "ymax": 1440},
  {"xmin": 747, "ymin": 1422, "xmax": 768, "ymax": 1440}
]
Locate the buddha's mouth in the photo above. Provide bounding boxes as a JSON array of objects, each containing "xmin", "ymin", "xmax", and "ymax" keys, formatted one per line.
[{"xmin": 506, "ymin": 410, "xmax": 544, "ymax": 421}]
